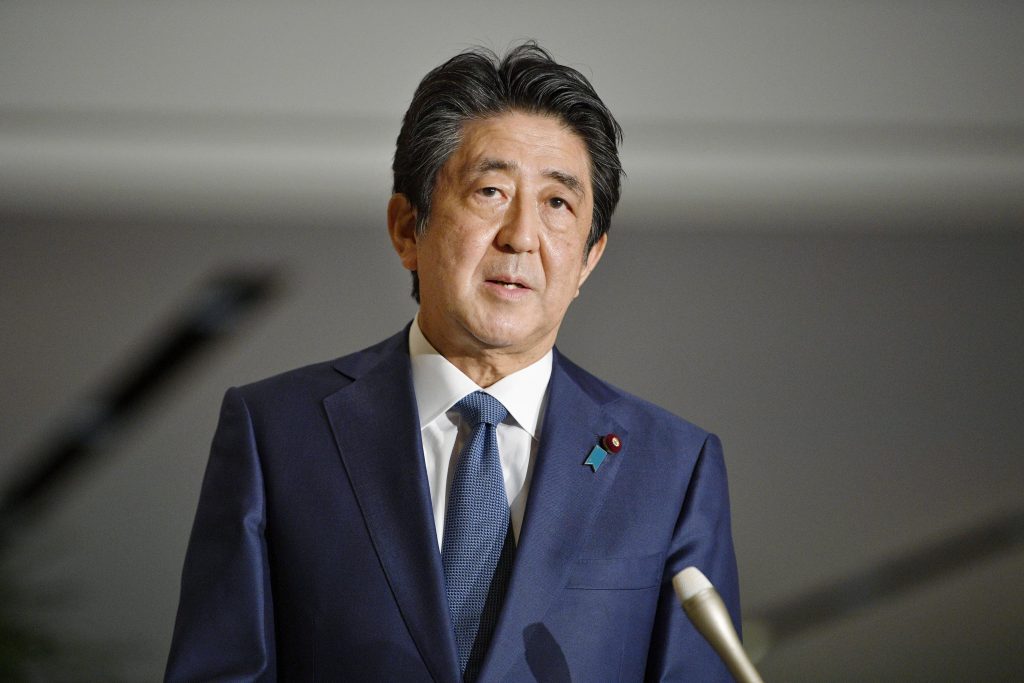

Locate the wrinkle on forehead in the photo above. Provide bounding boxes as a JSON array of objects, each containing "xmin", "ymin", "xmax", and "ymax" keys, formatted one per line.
[
  {"xmin": 437, "ymin": 112, "xmax": 593, "ymax": 202},
  {"xmin": 463, "ymin": 158, "xmax": 586, "ymax": 201}
]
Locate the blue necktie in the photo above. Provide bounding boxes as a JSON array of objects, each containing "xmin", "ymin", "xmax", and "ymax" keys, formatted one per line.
[{"xmin": 442, "ymin": 391, "xmax": 514, "ymax": 681}]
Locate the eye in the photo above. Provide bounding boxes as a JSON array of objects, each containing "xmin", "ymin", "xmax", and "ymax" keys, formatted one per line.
[
  {"xmin": 478, "ymin": 186, "xmax": 500, "ymax": 198},
  {"xmin": 548, "ymin": 197, "xmax": 569, "ymax": 210}
]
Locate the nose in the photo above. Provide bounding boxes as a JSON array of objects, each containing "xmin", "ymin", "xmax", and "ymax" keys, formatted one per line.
[{"xmin": 496, "ymin": 197, "xmax": 540, "ymax": 253}]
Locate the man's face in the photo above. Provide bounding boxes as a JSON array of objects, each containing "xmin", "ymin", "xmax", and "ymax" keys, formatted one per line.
[{"xmin": 390, "ymin": 111, "xmax": 606, "ymax": 369}]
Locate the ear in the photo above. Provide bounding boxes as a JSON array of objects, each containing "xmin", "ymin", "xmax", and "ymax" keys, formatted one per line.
[
  {"xmin": 387, "ymin": 193, "xmax": 419, "ymax": 271},
  {"xmin": 574, "ymin": 232, "xmax": 607, "ymax": 296}
]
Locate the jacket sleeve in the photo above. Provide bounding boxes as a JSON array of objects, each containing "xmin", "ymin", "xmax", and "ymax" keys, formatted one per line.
[
  {"xmin": 644, "ymin": 433, "xmax": 741, "ymax": 682},
  {"xmin": 165, "ymin": 387, "xmax": 277, "ymax": 682}
]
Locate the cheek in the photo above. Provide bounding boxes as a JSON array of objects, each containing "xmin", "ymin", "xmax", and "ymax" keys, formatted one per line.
[
  {"xmin": 432, "ymin": 235, "xmax": 480, "ymax": 287},
  {"xmin": 542, "ymin": 238, "xmax": 588, "ymax": 284}
]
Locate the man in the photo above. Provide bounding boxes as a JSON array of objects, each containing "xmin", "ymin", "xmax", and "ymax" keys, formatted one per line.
[{"xmin": 167, "ymin": 43, "xmax": 740, "ymax": 682}]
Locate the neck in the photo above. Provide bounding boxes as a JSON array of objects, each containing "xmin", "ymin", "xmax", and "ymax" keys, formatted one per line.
[
  {"xmin": 416, "ymin": 321, "xmax": 553, "ymax": 388},
  {"xmin": 441, "ymin": 348, "xmax": 547, "ymax": 388}
]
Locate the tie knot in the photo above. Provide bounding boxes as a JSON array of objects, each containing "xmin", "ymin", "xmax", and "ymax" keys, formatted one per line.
[{"xmin": 454, "ymin": 391, "xmax": 508, "ymax": 428}]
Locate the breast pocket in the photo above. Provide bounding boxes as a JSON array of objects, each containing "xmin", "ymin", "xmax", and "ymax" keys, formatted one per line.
[{"xmin": 564, "ymin": 551, "xmax": 665, "ymax": 590}]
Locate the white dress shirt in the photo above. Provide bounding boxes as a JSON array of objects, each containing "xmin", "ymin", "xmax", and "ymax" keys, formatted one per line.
[{"xmin": 408, "ymin": 317, "xmax": 551, "ymax": 550}]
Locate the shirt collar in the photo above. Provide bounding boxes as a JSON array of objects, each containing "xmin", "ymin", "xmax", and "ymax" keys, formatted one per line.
[{"xmin": 408, "ymin": 316, "xmax": 552, "ymax": 439}]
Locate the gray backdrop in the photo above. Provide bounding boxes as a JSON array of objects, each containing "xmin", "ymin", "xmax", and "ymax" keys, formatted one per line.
[{"xmin": 2, "ymin": 2, "xmax": 1022, "ymax": 681}]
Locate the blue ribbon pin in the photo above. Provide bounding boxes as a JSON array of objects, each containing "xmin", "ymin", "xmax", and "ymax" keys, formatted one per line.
[{"xmin": 584, "ymin": 444, "xmax": 608, "ymax": 472}]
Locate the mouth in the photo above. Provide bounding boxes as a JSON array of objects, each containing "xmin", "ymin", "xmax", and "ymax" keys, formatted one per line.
[{"xmin": 486, "ymin": 278, "xmax": 530, "ymax": 291}]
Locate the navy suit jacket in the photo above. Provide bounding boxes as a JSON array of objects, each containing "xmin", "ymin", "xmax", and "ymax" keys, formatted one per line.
[{"xmin": 166, "ymin": 329, "xmax": 740, "ymax": 681}]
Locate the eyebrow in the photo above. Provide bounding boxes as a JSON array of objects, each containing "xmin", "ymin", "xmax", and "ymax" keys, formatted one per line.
[
  {"xmin": 545, "ymin": 169, "xmax": 585, "ymax": 200},
  {"xmin": 468, "ymin": 158, "xmax": 586, "ymax": 200}
]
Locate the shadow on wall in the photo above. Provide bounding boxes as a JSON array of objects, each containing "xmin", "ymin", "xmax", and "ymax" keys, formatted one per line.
[{"xmin": 0, "ymin": 268, "xmax": 279, "ymax": 680}]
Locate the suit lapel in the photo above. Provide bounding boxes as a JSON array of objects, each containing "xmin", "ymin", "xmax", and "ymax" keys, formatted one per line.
[
  {"xmin": 323, "ymin": 333, "xmax": 461, "ymax": 683},
  {"xmin": 479, "ymin": 352, "xmax": 629, "ymax": 682}
]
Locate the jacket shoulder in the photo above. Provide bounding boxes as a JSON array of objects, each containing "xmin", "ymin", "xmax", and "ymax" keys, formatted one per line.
[
  {"xmin": 233, "ymin": 329, "xmax": 407, "ymax": 408},
  {"xmin": 556, "ymin": 350, "xmax": 711, "ymax": 443}
]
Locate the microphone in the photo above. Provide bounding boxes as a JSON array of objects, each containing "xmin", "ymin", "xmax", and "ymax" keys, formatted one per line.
[{"xmin": 673, "ymin": 567, "xmax": 765, "ymax": 683}]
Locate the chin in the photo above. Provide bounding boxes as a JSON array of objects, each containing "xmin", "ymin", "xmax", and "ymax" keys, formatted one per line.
[
  {"xmin": 466, "ymin": 319, "xmax": 533, "ymax": 351},
  {"xmin": 470, "ymin": 330, "xmax": 526, "ymax": 350}
]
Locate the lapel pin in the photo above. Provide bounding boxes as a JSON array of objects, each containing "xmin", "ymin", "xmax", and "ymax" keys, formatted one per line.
[
  {"xmin": 584, "ymin": 433, "xmax": 622, "ymax": 472},
  {"xmin": 602, "ymin": 433, "xmax": 623, "ymax": 453}
]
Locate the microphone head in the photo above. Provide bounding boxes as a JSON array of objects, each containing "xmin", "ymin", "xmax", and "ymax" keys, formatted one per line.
[{"xmin": 673, "ymin": 566, "xmax": 713, "ymax": 603}]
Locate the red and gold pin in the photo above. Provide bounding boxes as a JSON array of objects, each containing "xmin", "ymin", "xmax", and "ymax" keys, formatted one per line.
[{"xmin": 601, "ymin": 433, "xmax": 622, "ymax": 453}]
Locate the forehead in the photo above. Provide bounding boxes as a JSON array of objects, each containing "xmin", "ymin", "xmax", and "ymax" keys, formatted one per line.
[{"xmin": 443, "ymin": 112, "xmax": 592, "ymax": 190}]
